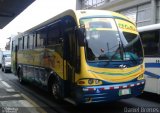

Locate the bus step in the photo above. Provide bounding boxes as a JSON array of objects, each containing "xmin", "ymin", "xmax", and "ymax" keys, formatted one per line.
[{"xmin": 64, "ymin": 98, "xmax": 77, "ymax": 105}]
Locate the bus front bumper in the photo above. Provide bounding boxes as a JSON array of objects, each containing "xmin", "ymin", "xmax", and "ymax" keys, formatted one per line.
[{"xmin": 75, "ymin": 80, "xmax": 145, "ymax": 104}]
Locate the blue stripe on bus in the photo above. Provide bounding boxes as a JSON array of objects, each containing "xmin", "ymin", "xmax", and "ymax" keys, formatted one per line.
[
  {"xmin": 145, "ymin": 63, "xmax": 160, "ymax": 68},
  {"xmin": 144, "ymin": 71, "xmax": 160, "ymax": 79}
]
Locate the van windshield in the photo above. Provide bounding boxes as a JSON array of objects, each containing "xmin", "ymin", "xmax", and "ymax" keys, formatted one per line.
[{"xmin": 5, "ymin": 57, "xmax": 11, "ymax": 62}]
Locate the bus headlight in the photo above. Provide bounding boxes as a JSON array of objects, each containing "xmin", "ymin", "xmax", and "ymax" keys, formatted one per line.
[
  {"xmin": 88, "ymin": 79, "xmax": 94, "ymax": 84},
  {"xmin": 95, "ymin": 79, "xmax": 99, "ymax": 84},
  {"xmin": 88, "ymin": 79, "xmax": 101, "ymax": 85},
  {"xmin": 77, "ymin": 79, "xmax": 102, "ymax": 86}
]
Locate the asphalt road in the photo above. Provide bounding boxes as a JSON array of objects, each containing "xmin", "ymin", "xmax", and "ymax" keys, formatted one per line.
[{"xmin": 0, "ymin": 70, "xmax": 160, "ymax": 113}]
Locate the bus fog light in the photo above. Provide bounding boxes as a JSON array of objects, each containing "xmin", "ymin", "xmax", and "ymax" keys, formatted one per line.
[
  {"xmin": 88, "ymin": 79, "xmax": 94, "ymax": 84},
  {"xmin": 95, "ymin": 79, "xmax": 99, "ymax": 84}
]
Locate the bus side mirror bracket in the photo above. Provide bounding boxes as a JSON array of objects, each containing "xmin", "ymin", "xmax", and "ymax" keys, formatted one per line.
[
  {"xmin": 75, "ymin": 26, "xmax": 86, "ymax": 46},
  {"xmin": 74, "ymin": 25, "xmax": 86, "ymax": 73}
]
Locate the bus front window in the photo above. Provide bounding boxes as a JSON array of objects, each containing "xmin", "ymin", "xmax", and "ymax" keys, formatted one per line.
[
  {"xmin": 80, "ymin": 18, "xmax": 143, "ymax": 66},
  {"xmin": 115, "ymin": 19, "xmax": 144, "ymax": 64},
  {"xmin": 80, "ymin": 18, "xmax": 120, "ymax": 61}
]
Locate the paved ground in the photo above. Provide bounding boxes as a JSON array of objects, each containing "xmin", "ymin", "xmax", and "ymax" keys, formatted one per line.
[{"xmin": 0, "ymin": 72, "xmax": 47, "ymax": 113}]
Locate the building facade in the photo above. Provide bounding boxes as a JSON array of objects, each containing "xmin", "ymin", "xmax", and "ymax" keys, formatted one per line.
[{"xmin": 76, "ymin": 0, "xmax": 160, "ymax": 27}]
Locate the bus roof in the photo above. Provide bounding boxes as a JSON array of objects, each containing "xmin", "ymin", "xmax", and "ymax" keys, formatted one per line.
[
  {"xmin": 138, "ymin": 23, "xmax": 160, "ymax": 32},
  {"xmin": 13, "ymin": 9, "xmax": 135, "ymax": 37}
]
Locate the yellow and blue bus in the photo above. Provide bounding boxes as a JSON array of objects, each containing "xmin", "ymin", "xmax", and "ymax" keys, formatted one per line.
[{"xmin": 11, "ymin": 10, "xmax": 145, "ymax": 104}]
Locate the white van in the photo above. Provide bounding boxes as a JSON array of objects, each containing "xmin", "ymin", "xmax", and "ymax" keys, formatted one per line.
[{"xmin": 1, "ymin": 51, "xmax": 11, "ymax": 73}]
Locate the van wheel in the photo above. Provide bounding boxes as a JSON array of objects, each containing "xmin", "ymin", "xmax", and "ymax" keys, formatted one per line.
[
  {"xmin": 1, "ymin": 67, "xmax": 4, "ymax": 72},
  {"xmin": 18, "ymin": 69, "xmax": 24, "ymax": 84},
  {"xmin": 4, "ymin": 68, "xmax": 7, "ymax": 73}
]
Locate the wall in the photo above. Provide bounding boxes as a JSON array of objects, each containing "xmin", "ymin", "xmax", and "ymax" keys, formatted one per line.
[{"xmin": 77, "ymin": 0, "xmax": 160, "ymax": 27}]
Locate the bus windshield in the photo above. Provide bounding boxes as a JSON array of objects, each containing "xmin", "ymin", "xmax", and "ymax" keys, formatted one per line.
[{"xmin": 80, "ymin": 18, "xmax": 143, "ymax": 65}]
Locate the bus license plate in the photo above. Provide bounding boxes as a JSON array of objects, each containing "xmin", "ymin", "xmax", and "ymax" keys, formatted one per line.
[{"xmin": 119, "ymin": 89, "xmax": 131, "ymax": 96}]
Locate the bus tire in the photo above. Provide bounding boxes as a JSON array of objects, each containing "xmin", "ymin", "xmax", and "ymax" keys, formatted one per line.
[
  {"xmin": 49, "ymin": 76, "xmax": 61, "ymax": 100},
  {"xmin": 18, "ymin": 68, "xmax": 24, "ymax": 84}
]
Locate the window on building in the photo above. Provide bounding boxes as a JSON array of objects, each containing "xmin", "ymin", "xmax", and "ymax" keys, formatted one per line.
[
  {"xmin": 97, "ymin": 0, "xmax": 105, "ymax": 6},
  {"xmin": 81, "ymin": 0, "xmax": 105, "ymax": 9},
  {"xmin": 88, "ymin": 0, "xmax": 92, "ymax": 7},
  {"xmin": 93, "ymin": 0, "xmax": 96, "ymax": 5},
  {"xmin": 137, "ymin": 4, "xmax": 151, "ymax": 26},
  {"xmin": 157, "ymin": 0, "xmax": 160, "ymax": 23},
  {"xmin": 137, "ymin": 10, "xmax": 150, "ymax": 22},
  {"xmin": 120, "ymin": 7, "xmax": 137, "ymax": 23},
  {"xmin": 109, "ymin": 0, "xmax": 116, "ymax": 2}
]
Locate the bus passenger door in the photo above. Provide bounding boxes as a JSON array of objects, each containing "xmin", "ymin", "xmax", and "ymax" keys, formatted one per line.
[{"xmin": 66, "ymin": 30, "xmax": 77, "ymax": 94}]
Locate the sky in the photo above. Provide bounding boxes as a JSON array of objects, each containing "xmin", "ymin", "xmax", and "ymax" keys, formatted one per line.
[{"xmin": 0, "ymin": 0, "xmax": 76, "ymax": 50}]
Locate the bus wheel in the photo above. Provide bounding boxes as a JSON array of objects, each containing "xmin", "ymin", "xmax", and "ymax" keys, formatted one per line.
[
  {"xmin": 50, "ymin": 78, "xmax": 61, "ymax": 100},
  {"xmin": 18, "ymin": 69, "xmax": 24, "ymax": 84}
]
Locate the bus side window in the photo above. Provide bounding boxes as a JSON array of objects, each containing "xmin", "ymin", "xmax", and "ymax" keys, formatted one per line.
[
  {"xmin": 33, "ymin": 33, "xmax": 37, "ymax": 48},
  {"xmin": 18, "ymin": 37, "xmax": 23, "ymax": 51},
  {"xmin": 37, "ymin": 30, "xmax": 46, "ymax": 48},
  {"xmin": 24, "ymin": 35, "xmax": 28, "ymax": 50},
  {"xmin": 28, "ymin": 34, "xmax": 34, "ymax": 49},
  {"xmin": 140, "ymin": 31, "xmax": 159, "ymax": 56},
  {"xmin": 22, "ymin": 37, "xmax": 24, "ymax": 50},
  {"xmin": 47, "ymin": 24, "xmax": 61, "ymax": 45}
]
